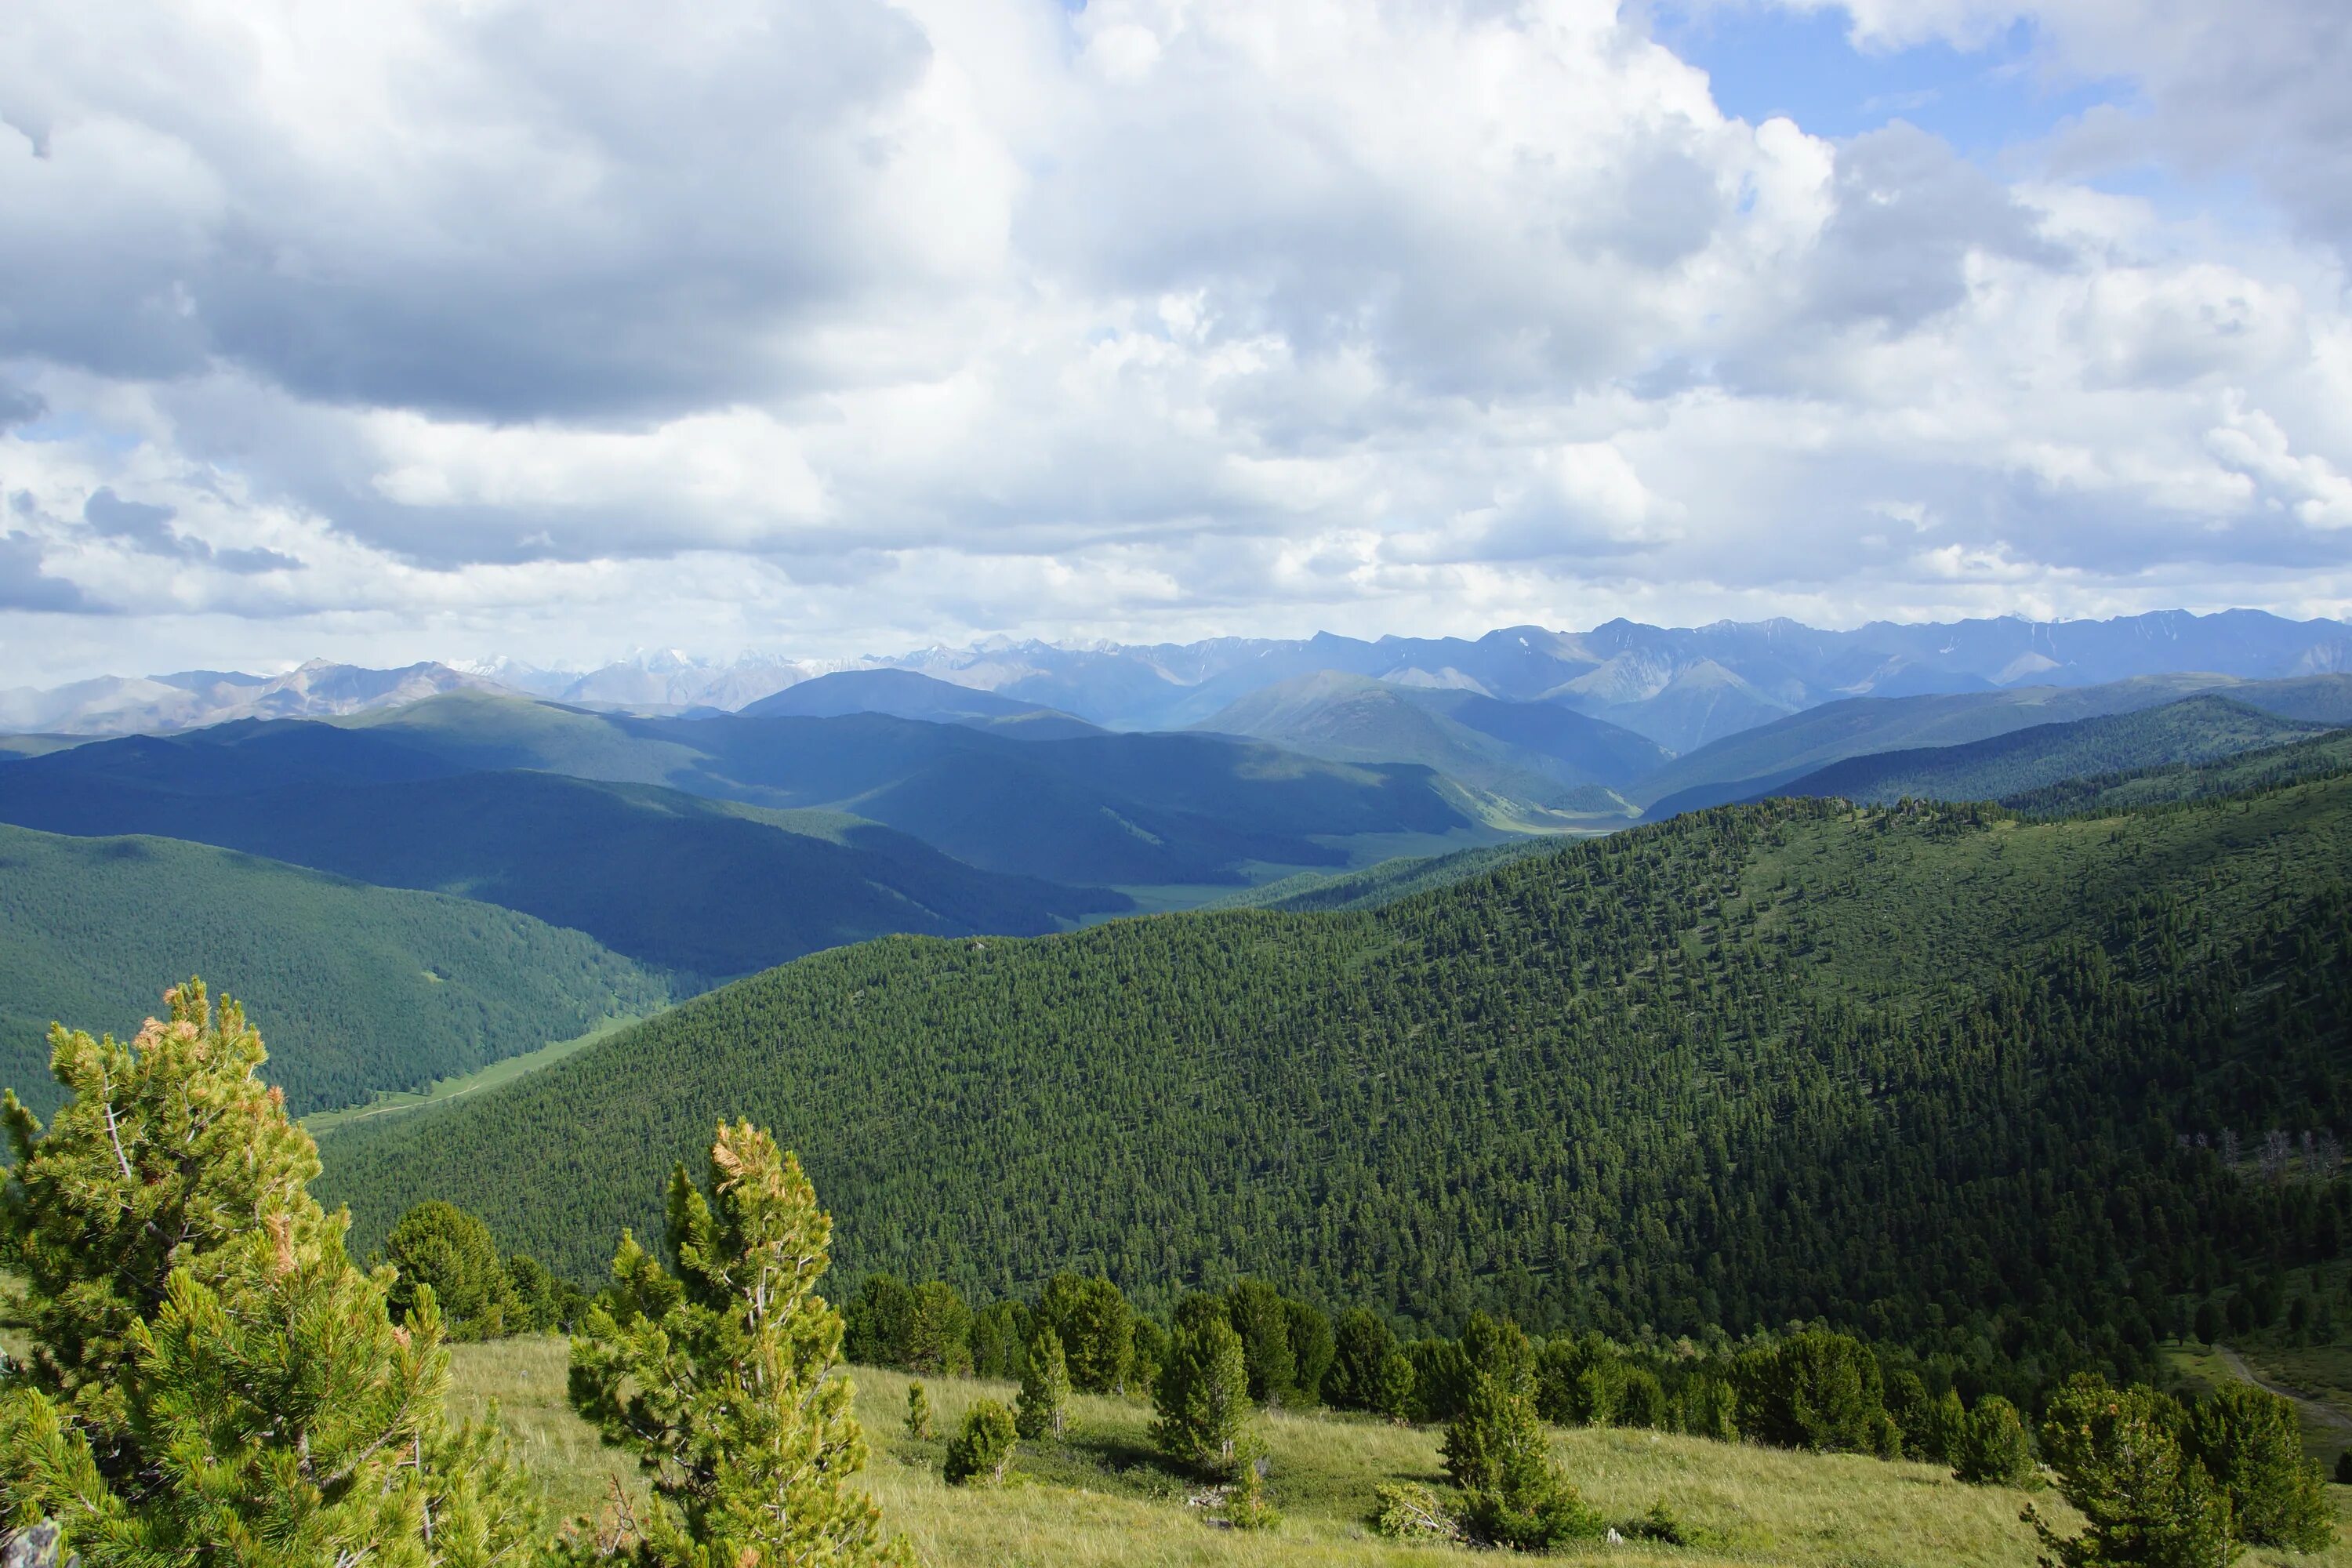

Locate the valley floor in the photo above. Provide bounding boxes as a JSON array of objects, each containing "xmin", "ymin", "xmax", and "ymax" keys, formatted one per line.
[{"xmin": 444, "ymin": 1337, "xmax": 2352, "ymax": 1568}]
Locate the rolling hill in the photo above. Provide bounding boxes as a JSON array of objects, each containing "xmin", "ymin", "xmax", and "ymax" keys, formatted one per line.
[
  {"xmin": 337, "ymin": 692, "xmax": 1483, "ymax": 886},
  {"xmin": 1771, "ymin": 694, "xmax": 2334, "ymax": 807},
  {"xmin": 1197, "ymin": 670, "xmax": 1662, "ymax": 812},
  {"xmin": 0, "ymin": 822, "xmax": 667, "ymax": 1120},
  {"xmin": 0, "ymin": 757, "xmax": 1116, "ymax": 982},
  {"xmin": 315, "ymin": 768, "xmax": 2352, "ymax": 1394},
  {"xmin": 1630, "ymin": 673, "xmax": 2352, "ymax": 814}
]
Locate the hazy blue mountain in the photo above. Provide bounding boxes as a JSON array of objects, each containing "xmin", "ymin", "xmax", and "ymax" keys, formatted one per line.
[
  {"xmin": 1769, "ymin": 695, "xmax": 2335, "ymax": 807},
  {"xmin": 0, "ymin": 743, "xmax": 1122, "ymax": 982},
  {"xmin": 0, "ymin": 695, "xmax": 1481, "ymax": 899},
  {"xmin": 12, "ymin": 609, "xmax": 2347, "ymax": 753},
  {"xmin": 1196, "ymin": 670, "xmax": 1660, "ymax": 813},
  {"xmin": 739, "ymin": 668, "xmax": 1099, "ymax": 737},
  {"xmin": 879, "ymin": 610, "xmax": 2352, "ymax": 734}
]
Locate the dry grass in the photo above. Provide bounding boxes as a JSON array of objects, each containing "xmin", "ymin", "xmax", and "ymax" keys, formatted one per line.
[{"xmin": 441, "ymin": 1338, "xmax": 2343, "ymax": 1568}]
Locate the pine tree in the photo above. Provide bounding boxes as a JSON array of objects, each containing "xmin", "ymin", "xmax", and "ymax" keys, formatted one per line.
[
  {"xmin": 2182, "ymin": 1385, "xmax": 2333, "ymax": 1551},
  {"xmin": 2026, "ymin": 1375, "xmax": 2235, "ymax": 1568},
  {"xmin": 1015, "ymin": 1326, "xmax": 1071, "ymax": 1440},
  {"xmin": 1036, "ymin": 1274, "xmax": 1133, "ymax": 1395},
  {"xmin": 0, "ymin": 980, "xmax": 541, "ymax": 1565},
  {"xmin": 943, "ymin": 1400, "xmax": 1016, "ymax": 1486},
  {"xmin": 1226, "ymin": 1279, "xmax": 1297, "ymax": 1404},
  {"xmin": 566, "ymin": 1119, "xmax": 911, "ymax": 1567},
  {"xmin": 1371, "ymin": 1348, "xmax": 1420, "ymax": 1423},
  {"xmin": 1441, "ymin": 1374, "xmax": 1604, "ymax": 1550},
  {"xmin": 386, "ymin": 1200, "xmax": 518, "ymax": 1340},
  {"xmin": 1152, "ymin": 1316, "xmax": 1254, "ymax": 1476},
  {"xmin": 904, "ymin": 1281, "xmax": 971, "ymax": 1375},
  {"xmin": 1326, "ymin": 1308, "xmax": 1397, "ymax": 1412},
  {"xmin": 904, "ymin": 1383, "xmax": 933, "ymax": 1440},
  {"xmin": 1283, "ymin": 1298, "xmax": 1334, "ymax": 1405},
  {"xmin": 1950, "ymin": 1396, "xmax": 2034, "ymax": 1486}
]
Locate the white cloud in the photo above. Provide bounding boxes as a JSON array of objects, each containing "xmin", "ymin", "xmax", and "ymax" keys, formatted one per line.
[{"xmin": 0, "ymin": 0, "xmax": 2349, "ymax": 683}]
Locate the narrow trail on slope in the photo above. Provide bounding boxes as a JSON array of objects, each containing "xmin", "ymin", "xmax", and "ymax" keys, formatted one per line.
[{"xmin": 2216, "ymin": 1343, "xmax": 2352, "ymax": 1438}]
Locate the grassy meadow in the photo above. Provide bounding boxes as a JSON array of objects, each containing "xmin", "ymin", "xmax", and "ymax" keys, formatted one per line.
[{"xmin": 437, "ymin": 1335, "xmax": 2341, "ymax": 1568}]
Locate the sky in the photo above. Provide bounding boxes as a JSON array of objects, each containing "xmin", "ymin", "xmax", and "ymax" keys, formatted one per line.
[{"xmin": 3, "ymin": 0, "xmax": 2350, "ymax": 684}]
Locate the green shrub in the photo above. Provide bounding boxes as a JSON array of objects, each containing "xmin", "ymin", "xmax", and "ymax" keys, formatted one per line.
[
  {"xmin": 385, "ymin": 1200, "xmax": 518, "ymax": 1340},
  {"xmin": 1680, "ymin": 1374, "xmax": 1740, "ymax": 1443},
  {"xmin": 1732, "ymin": 1330, "xmax": 1893, "ymax": 1455},
  {"xmin": 1442, "ymin": 1374, "xmax": 1606, "ymax": 1551},
  {"xmin": 1950, "ymin": 1396, "xmax": 2034, "ymax": 1486},
  {"xmin": 1625, "ymin": 1498, "xmax": 1686, "ymax": 1544},
  {"xmin": 2024, "ymin": 1374, "xmax": 2233, "ymax": 1568},
  {"xmin": 2182, "ymin": 1385, "xmax": 2333, "ymax": 1551},
  {"xmin": 1617, "ymin": 1368, "xmax": 1668, "ymax": 1429},
  {"xmin": 944, "ymin": 1399, "xmax": 1017, "ymax": 1486},
  {"xmin": 1224, "ymin": 1457, "xmax": 1281, "ymax": 1532},
  {"xmin": 1326, "ymin": 1308, "xmax": 1398, "ymax": 1413},
  {"xmin": 904, "ymin": 1382, "xmax": 933, "ymax": 1440},
  {"xmin": 905, "ymin": 1279, "xmax": 972, "ymax": 1375},
  {"xmin": 1370, "ymin": 1483, "xmax": 1461, "ymax": 1543}
]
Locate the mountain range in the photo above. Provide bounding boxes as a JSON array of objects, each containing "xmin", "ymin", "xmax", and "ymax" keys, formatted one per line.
[{"xmin": 12, "ymin": 609, "xmax": 2349, "ymax": 751}]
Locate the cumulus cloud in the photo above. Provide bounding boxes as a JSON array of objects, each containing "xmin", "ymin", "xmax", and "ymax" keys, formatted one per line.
[
  {"xmin": 0, "ymin": 0, "xmax": 2347, "ymax": 684},
  {"xmin": 0, "ymin": 529, "xmax": 95, "ymax": 612},
  {"xmin": 82, "ymin": 485, "xmax": 302, "ymax": 572},
  {"xmin": 1781, "ymin": 0, "xmax": 2352, "ymax": 255}
]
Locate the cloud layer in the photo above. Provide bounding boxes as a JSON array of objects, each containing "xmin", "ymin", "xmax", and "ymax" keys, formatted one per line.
[{"xmin": 2, "ymin": 0, "xmax": 2347, "ymax": 680}]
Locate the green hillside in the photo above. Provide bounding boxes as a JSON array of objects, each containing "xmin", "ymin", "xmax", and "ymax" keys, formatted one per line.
[
  {"xmin": 0, "ymin": 822, "xmax": 667, "ymax": 1120},
  {"xmin": 0, "ymin": 765, "xmax": 1114, "ymax": 983},
  {"xmin": 2005, "ymin": 726, "xmax": 2352, "ymax": 817},
  {"xmin": 1205, "ymin": 837, "xmax": 1566, "ymax": 913},
  {"xmin": 318, "ymin": 771, "xmax": 2352, "ymax": 1396},
  {"xmin": 1773, "ymin": 694, "xmax": 2331, "ymax": 806},
  {"xmin": 1198, "ymin": 671, "xmax": 1660, "ymax": 813},
  {"xmin": 1629, "ymin": 672, "xmax": 2314, "ymax": 812}
]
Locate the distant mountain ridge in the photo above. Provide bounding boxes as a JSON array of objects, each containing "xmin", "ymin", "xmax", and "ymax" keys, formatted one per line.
[
  {"xmin": 1196, "ymin": 670, "xmax": 1661, "ymax": 818},
  {"xmin": 9, "ymin": 608, "xmax": 2350, "ymax": 746},
  {"xmin": 0, "ymin": 659, "xmax": 517, "ymax": 736}
]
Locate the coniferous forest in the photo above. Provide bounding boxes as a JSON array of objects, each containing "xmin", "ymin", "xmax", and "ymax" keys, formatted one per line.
[{"xmin": 316, "ymin": 772, "xmax": 2352, "ymax": 1411}]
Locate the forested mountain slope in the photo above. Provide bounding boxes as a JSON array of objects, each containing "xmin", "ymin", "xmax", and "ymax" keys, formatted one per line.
[
  {"xmin": 1773, "ymin": 695, "xmax": 2332, "ymax": 807},
  {"xmin": 0, "ymin": 823, "xmax": 666, "ymax": 1120},
  {"xmin": 0, "ymin": 763, "xmax": 1112, "ymax": 982},
  {"xmin": 318, "ymin": 772, "xmax": 2352, "ymax": 1392},
  {"xmin": 1632, "ymin": 673, "xmax": 2352, "ymax": 814},
  {"xmin": 2003, "ymin": 727, "xmax": 2352, "ymax": 817}
]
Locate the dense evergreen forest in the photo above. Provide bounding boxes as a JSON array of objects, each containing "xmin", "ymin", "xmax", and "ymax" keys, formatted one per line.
[
  {"xmin": 1776, "ymin": 695, "xmax": 2329, "ymax": 807},
  {"xmin": 2005, "ymin": 727, "xmax": 2352, "ymax": 818},
  {"xmin": 0, "ymin": 822, "xmax": 666, "ymax": 1119},
  {"xmin": 317, "ymin": 771, "xmax": 2352, "ymax": 1399}
]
